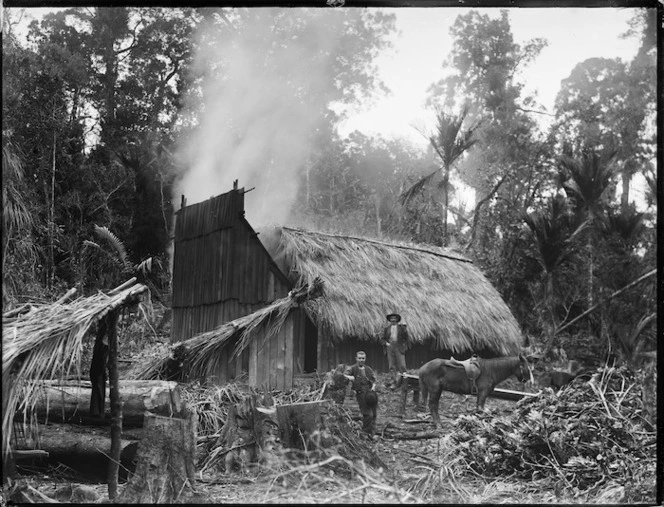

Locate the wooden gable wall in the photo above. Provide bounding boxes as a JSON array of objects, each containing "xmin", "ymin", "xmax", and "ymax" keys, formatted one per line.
[{"xmin": 172, "ymin": 188, "xmax": 292, "ymax": 385}]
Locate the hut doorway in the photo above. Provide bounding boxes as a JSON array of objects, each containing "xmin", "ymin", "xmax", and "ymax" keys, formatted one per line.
[{"xmin": 303, "ymin": 317, "xmax": 318, "ymax": 373}]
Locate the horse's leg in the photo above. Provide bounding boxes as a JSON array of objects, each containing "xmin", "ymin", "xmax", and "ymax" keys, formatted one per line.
[
  {"xmin": 399, "ymin": 378, "xmax": 408, "ymax": 417},
  {"xmin": 429, "ymin": 387, "xmax": 443, "ymax": 428},
  {"xmin": 418, "ymin": 377, "xmax": 428, "ymax": 412},
  {"xmin": 476, "ymin": 391, "xmax": 488, "ymax": 412}
]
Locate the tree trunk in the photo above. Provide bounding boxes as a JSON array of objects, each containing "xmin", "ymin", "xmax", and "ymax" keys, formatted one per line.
[
  {"xmin": 117, "ymin": 412, "xmax": 198, "ymax": 504},
  {"xmin": 441, "ymin": 167, "xmax": 449, "ymax": 246},
  {"xmin": 27, "ymin": 423, "xmax": 139, "ymax": 481},
  {"xmin": 374, "ymin": 192, "xmax": 382, "ymax": 237},
  {"xmin": 49, "ymin": 132, "xmax": 56, "ymax": 291},
  {"xmin": 26, "ymin": 380, "xmax": 184, "ymax": 427},
  {"xmin": 107, "ymin": 310, "xmax": 121, "ymax": 500},
  {"xmin": 621, "ymin": 170, "xmax": 631, "ymax": 212}
]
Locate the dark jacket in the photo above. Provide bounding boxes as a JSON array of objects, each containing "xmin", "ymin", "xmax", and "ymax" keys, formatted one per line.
[
  {"xmin": 382, "ymin": 323, "xmax": 410, "ymax": 354},
  {"xmin": 344, "ymin": 363, "xmax": 377, "ymax": 393}
]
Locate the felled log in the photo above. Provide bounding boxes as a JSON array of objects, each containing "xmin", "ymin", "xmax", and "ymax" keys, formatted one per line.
[
  {"xmin": 490, "ymin": 387, "xmax": 538, "ymax": 401},
  {"xmin": 380, "ymin": 425, "xmax": 439, "ymax": 440},
  {"xmin": 117, "ymin": 412, "xmax": 199, "ymax": 504},
  {"xmin": 25, "ymin": 423, "xmax": 139, "ymax": 481},
  {"xmin": 24, "ymin": 380, "xmax": 183, "ymax": 427}
]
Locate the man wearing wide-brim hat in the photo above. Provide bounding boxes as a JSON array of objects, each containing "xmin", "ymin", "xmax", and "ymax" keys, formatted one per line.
[{"xmin": 382, "ymin": 312, "xmax": 410, "ymax": 390}]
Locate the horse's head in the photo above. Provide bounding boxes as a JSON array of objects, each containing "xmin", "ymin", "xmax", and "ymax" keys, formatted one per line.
[{"xmin": 516, "ymin": 353, "xmax": 534, "ymax": 384}]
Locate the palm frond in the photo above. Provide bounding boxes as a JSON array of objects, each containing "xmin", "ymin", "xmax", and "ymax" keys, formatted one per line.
[
  {"xmin": 524, "ymin": 195, "xmax": 588, "ymax": 273},
  {"xmin": 559, "ymin": 150, "xmax": 618, "ymax": 210},
  {"xmin": 398, "ymin": 169, "xmax": 439, "ymax": 205},
  {"xmin": 136, "ymin": 257, "xmax": 155, "ymax": 277},
  {"xmin": 82, "ymin": 240, "xmax": 103, "ymax": 251},
  {"xmin": 93, "ymin": 225, "xmax": 130, "ymax": 268}
]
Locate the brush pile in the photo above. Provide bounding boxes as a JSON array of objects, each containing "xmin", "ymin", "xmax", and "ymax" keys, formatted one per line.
[{"xmin": 448, "ymin": 365, "xmax": 656, "ymax": 502}]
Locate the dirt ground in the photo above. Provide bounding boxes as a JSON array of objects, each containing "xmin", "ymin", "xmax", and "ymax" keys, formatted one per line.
[{"xmin": 8, "ymin": 373, "xmax": 536, "ymax": 504}]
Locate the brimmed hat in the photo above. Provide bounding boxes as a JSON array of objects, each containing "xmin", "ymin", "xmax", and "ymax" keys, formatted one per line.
[{"xmin": 386, "ymin": 313, "xmax": 401, "ymax": 322}]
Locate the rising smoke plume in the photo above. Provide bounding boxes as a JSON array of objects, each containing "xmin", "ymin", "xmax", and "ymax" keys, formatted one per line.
[{"xmin": 174, "ymin": 8, "xmax": 362, "ymax": 227}]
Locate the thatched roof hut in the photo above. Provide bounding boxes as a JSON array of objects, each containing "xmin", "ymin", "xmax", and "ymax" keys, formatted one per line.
[
  {"xmin": 170, "ymin": 188, "xmax": 525, "ymax": 389},
  {"xmin": 261, "ymin": 227, "xmax": 524, "ymax": 356}
]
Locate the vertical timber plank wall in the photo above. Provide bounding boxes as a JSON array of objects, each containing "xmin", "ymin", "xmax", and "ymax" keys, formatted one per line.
[
  {"xmin": 275, "ymin": 325, "xmax": 285, "ymax": 390},
  {"xmin": 173, "ymin": 188, "xmax": 295, "ymax": 387},
  {"xmin": 244, "ymin": 317, "xmax": 296, "ymax": 390},
  {"xmin": 256, "ymin": 330, "xmax": 269, "ymax": 389},
  {"xmin": 249, "ymin": 338, "xmax": 258, "ymax": 386},
  {"xmin": 283, "ymin": 317, "xmax": 294, "ymax": 389},
  {"xmin": 292, "ymin": 309, "xmax": 303, "ymax": 375}
]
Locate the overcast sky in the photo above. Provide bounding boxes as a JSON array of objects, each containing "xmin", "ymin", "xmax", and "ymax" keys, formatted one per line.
[{"xmin": 338, "ymin": 7, "xmax": 644, "ymax": 149}]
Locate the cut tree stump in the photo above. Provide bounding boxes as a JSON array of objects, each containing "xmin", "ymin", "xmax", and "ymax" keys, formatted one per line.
[
  {"xmin": 206, "ymin": 393, "xmax": 282, "ymax": 473},
  {"xmin": 117, "ymin": 412, "xmax": 198, "ymax": 504},
  {"xmin": 205, "ymin": 395, "xmax": 335, "ymax": 474},
  {"xmin": 276, "ymin": 400, "xmax": 330, "ymax": 449},
  {"xmin": 25, "ymin": 380, "xmax": 183, "ymax": 427}
]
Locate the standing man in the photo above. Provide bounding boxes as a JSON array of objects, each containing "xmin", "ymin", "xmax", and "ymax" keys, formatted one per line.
[
  {"xmin": 382, "ymin": 312, "xmax": 409, "ymax": 390},
  {"xmin": 344, "ymin": 351, "xmax": 378, "ymax": 438}
]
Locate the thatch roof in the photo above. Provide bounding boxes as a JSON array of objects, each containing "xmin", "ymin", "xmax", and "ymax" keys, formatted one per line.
[
  {"xmin": 129, "ymin": 278, "xmax": 324, "ymax": 382},
  {"xmin": 261, "ymin": 227, "xmax": 524, "ymax": 355},
  {"xmin": 2, "ymin": 280, "xmax": 148, "ymax": 458}
]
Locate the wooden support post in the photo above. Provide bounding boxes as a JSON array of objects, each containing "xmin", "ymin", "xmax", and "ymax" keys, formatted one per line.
[{"xmin": 106, "ymin": 310, "xmax": 121, "ymax": 501}]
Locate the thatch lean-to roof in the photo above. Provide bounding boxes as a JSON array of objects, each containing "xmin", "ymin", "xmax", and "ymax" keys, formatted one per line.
[
  {"xmin": 262, "ymin": 227, "xmax": 524, "ymax": 355},
  {"xmin": 130, "ymin": 278, "xmax": 324, "ymax": 382},
  {"xmin": 2, "ymin": 280, "xmax": 148, "ymax": 458}
]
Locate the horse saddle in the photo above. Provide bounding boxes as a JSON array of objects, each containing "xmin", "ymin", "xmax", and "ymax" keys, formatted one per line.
[{"xmin": 448, "ymin": 355, "xmax": 481, "ymax": 394}]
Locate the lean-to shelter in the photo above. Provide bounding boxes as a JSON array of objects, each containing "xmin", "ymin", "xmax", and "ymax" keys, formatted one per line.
[
  {"xmin": 2, "ymin": 280, "xmax": 148, "ymax": 483},
  {"xmin": 170, "ymin": 186, "xmax": 525, "ymax": 390}
]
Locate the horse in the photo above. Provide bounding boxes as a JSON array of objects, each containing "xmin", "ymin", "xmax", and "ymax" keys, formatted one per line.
[{"xmin": 418, "ymin": 354, "xmax": 533, "ymax": 428}]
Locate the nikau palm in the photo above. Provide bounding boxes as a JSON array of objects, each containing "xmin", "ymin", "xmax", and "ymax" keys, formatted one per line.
[
  {"xmin": 558, "ymin": 149, "xmax": 617, "ymax": 310},
  {"xmin": 524, "ymin": 194, "xmax": 587, "ymax": 349},
  {"xmin": 400, "ymin": 105, "xmax": 480, "ymax": 245}
]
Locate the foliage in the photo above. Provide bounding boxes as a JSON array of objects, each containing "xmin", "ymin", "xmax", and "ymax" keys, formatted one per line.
[
  {"xmin": 2, "ymin": 7, "xmax": 656, "ymax": 371},
  {"xmin": 449, "ymin": 365, "xmax": 656, "ymax": 501}
]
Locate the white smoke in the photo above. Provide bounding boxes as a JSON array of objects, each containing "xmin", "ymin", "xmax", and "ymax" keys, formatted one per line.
[{"xmin": 174, "ymin": 8, "xmax": 351, "ymax": 227}]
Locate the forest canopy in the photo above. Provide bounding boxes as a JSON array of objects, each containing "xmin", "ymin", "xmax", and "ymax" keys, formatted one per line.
[{"xmin": 2, "ymin": 7, "xmax": 656, "ymax": 364}]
